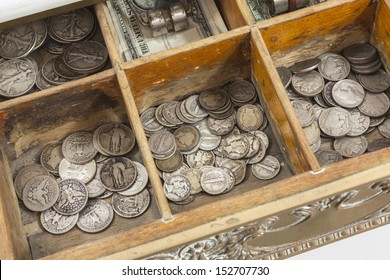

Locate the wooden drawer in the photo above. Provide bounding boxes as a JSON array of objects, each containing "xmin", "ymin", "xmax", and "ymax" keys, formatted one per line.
[{"xmin": 1, "ymin": 0, "xmax": 390, "ymax": 260}]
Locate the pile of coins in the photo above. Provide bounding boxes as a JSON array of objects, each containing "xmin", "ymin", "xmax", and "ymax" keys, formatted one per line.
[
  {"xmin": 141, "ymin": 80, "xmax": 282, "ymax": 205},
  {"xmin": 277, "ymin": 43, "xmax": 390, "ymax": 166},
  {"xmin": 0, "ymin": 7, "xmax": 109, "ymax": 98},
  {"xmin": 15, "ymin": 123, "xmax": 151, "ymax": 235}
]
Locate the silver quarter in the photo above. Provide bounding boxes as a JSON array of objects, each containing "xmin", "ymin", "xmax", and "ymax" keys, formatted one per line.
[
  {"xmin": 251, "ymin": 155, "xmax": 281, "ymax": 180},
  {"xmin": 22, "ymin": 175, "xmax": 59, "ymax": 212},
  {"xmin": 333, "ymin": 136, "xmax": 368, "ymax": 158},
  {"xmin": 59, "ymin": 158, "xmax": 97, "ymax": 184},
  {"xmin": 40, "ymin": 143, "xmax": 64, "ymax": 175},
  {"xmin": 163, "ymin": 175, "xmax": 191, "ymax": 202},
  {"xmin": 0, "ymin": 59, "xmax": 36, "ymax": 97},
  {"xmin": 77, "ymin": 199, "xmax": 114, "ymax": 233},
  {"xmin": 112, "ymin": 189, "xmax": 150, "ymax": 218},
  {"xmin": 318, "ymin": 53, "xmax": 350, "ymax": 81},
  {"xmin": 62, "ymin": 131, "xmax": 97, "ymax": 164},
  {"xmin": 118, "ymin": 162, "xmax": 149, "ymax": 196},
  {"xmin": 94, "ymin": 123, "xmax": 135, "ymax": 156},
  {"xmin": 40, "ymin": 208, "xmax": 78, "ymax": 234},
  {"xmin": 14, "ymin": 164, "xmax": 49, "ymax": 200},
  {"xmin": 100, "ymin": 157, "xmax": 137, "ymax": 192},
  {"xmin": 53, "ymin": 178, "xmax": 88, "ymax": 215}
]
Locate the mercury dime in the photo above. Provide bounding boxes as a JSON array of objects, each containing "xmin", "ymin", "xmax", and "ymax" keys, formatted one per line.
[
  {"xmin": 149, "ymin": 130, "xmax": 176, "ymax": 158},
  {"xmin": 112, "ymin": 189, "xmax": 150, "ymax": 218},
  {"xmin": 77, "ymin": 199, "xmax": 114, "ymax": 232},
  {"xmin": 315, "ymin": 150, "xmax": 343, "ymax": 166},
  {"xmin": 347, "ymin": 109, "xmax": 370, "ymax": 136},
  {"xmin": 53, "ymin": 178, "xmax": 88, "ymax": 215},
  {"xmin": 40, "ymin": 208, "xmax": 78, "ymax": 234},
  {"xmin": 0, "ymin": 23, "xmax": 36, "ymax": 59},
  {"xmin": 173, "ymin": 125, "xmax": 200, "ymax": 153},
  {"xmin": 343, "ymin": 44, "xmax": 378, "ymax": 64},
  {"xmin": 184, "ymin": 95, "xmax": 208, "ymax": 119},
  {"xmin": 196, "ymin": 121, "xmax": 222, "ymax": 151},
  {"xmin": 141, "ymin": 107, "xmax": 164, "ymax": 132},
  {"xmin": 378, "ymin": 118, "xmax": 390, "ymax": 138},
  {"xmin": 277, "ymin": 67, "xmax": 292, "ymax": 88},
  {"xmin": 100, "ymin": 157, "xmax": 137, "ymax": 192},
  {"xmin": 59, "ymin": 159, "xmax": 96, "ymax": 184},
  {"xmin": 155, "ymin": 103, "xmax": 177, "ymax": 127},
  {"xmin": 199, "ymin": 88, "xmax": 228, "ymax": 111},
  {"xmin": 163, "ymin": 175, "xmax": 191, "ymax": 202},
  {"xmin": 207, "ymin": 115, "xmax": 235, "ymax": 136},
  {"xmin": 332, "ymin": 79, "xmax": 365, "ymax": 108},
  {"xmin": 219, "ymin": 158, "xmax": 246, "ymax": 185},
  {"xmin": 63, "ymin": 41, "xmax": 108, "ymax": 74},
  {"xmin": 289, "ymin": 58, "xmax": 320, "ymax": 74},
  {"xmin": 318, "ymin": 107, "xmax": 352, "ymax": 137},
  {"xmin": 249, "ymin": 130, "xmax": 269, "ymax": 149},
  {"xmin": 318, "ymin": 54, "xmax": 350, "ymax": 81},
  {"xmin": 162, "ymin": 163, "xmax": 189, "ymax": 181},
  {"xmin": 156, "ymin": 150, "xmax": 183, "ymax": 172},
  {"xmin": 291, "ymin": 100, "xmax": 315, "ymax": 127},
  {"xmin": 181, "ymin": 168, "xmax": 203, "ymax": 194},
  {"xmin": 178, "ymin": 101, "xmax": 202, "ymax": 124},
  {"xmin": 226, "ymin": 80, "xmax": 256, "ymax": 103},
  {"xmin": 14, "ymin": 164, "xmax": 49, "ymax": 200},
  {"xmin": 186, "ymin": 150, "xmax": 215, "ymax": 169},
  {"xmin": 221, "ymin": 134, "xmax": 250, "ymax": 160},
  {"xmin": 51, "ymin": 8, "xmax": 95, "ymax": 42},
  {"xmin": 62, "ymin": 131, "xmax": 97, "ymax": 164},
  {"xmin": 333, "ymin": 136, "xmax": 368, "ymax": 158},
  {"xmin": 119, "ymin": 162, "xmax": 149, "ymax": 196},
  {"xmin": 221, "ymin": 168, "xmax": 236, "ymax": 193},
  {"xmin": 251, "ymin": 155, "xmax": 281, "ymax": 180},
  {"xmin": 22, "ymin": 175, "xmax": 59, "ymax": 212},
  {"xmin": 291, "ymin": 70, "xmax": 324, "ymax": 97},
  {"xmin": 356, "ymin": 70, "xmax": 390, "ymax": 93},
  {"xmin": 0, "ymin": 59, "xmax": 36, "ymax": 97},
  {"xmin": 358, "ymin": 92, "xmax": 390, "ymax": 117},
  {"xmin": 243, "ymin": 133, "xmax": 261, "ymax": 158},
  {"xmin": 95, "ymin": 123, "xmax": 135, "ymax": 156},
  {"xmin": 162, "ymin": 101, "xmax": 184, "ymax": 126},
  {"xmin": 236, "ymin": 104, "xmax": 264, "ymax": 132},
  {"xmin": 40, "ymin": 143, "xmax": 64, "ymax": 174},
  {"xmin": 200, "ymin": 167, "xmax": 229, "ymax": 195}
]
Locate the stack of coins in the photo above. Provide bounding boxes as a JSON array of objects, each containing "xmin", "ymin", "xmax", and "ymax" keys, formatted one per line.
[
  {"xmin": 0, "ymin": 7, "xmax": 109, "ymax": 98},
  {"xmin": 141, "ymin": 80, "xmax": 283, "ymax": 205},
  {"xmin": 15, "ymin": 123, "xmax": 151, "ymax": 235},
  {"xmin": 277, "ymin": 43, "xmax": 390, "ymax": 166}
]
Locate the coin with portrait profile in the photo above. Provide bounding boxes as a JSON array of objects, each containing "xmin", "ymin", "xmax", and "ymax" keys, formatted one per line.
[{"xmin": 333, "ymin": 136, "xmax": 368, "ymax": 158}]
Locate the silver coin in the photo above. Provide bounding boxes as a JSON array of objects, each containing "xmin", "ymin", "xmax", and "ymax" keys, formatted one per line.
[
  {"xmin": 98, "ymin": 190, "xmax": 113, "ymax": 199},
  {"xmin": 351, "ymin": 60, "xmax": 382, "ymax": 75},
  {"xmin": 219, "ymin": 158, "xmax": 246, "ymax": 185},
  {"xmin": 303, "ymin": 121, "xmax": 321, "ymax": 145},
  {"xmin": 59, "ymin": 158, "xmax": 97, "ymax": 184},
  {"xmin": 315, "ymin": 150, "xmax": 343, "ymax": 166},
  {"xmin": 333, "ymin": 136, "xmax": 368, "ymax": 158},
  {"xmin": 118, "ymin": 162, "xmax": 149, "ymax": 196},
  {"xmin": 40, "ymin": 208, "xmax": 78, "ymax": 234},
  {"xmin": 356, "ymin": 70, "xmax": 390, "ymax": 93},
  {"xmin": 0, "ymin": 23, "xmax": 36, "ymax": 59},
  {"xmin": 171, "ymin": 194, "xmax": 196, "ymax": 205},
  {"xmin": 30, "ymin": 20, "xmax": 48, "ymax": 51},
  {"xmin": 322, "ymin": 81, "xmax": 338, "ymax": 107},
  {"xmin": 347, "ymin": 109, "xmax": 370, "ymax": 136},
  {"xmin": 40, "ymin": 143, "xmax": 64, "ymax": 175},
  {"xmin": 43, "ymin": 37, "xmax": 69, "ymax": 54},
  {"xmin": 155, "ymin": 150, "xmax": 183, "ymax": 173},
  {"xmin": 242, "ymin": 133, "xmax": 261, "ymax": 158},
  {"xmin": 178, "ymin": 101, "xmax": 202, "ymax": 124},
  {"xmin": 163, "ymin": 175, "xmax": 191, "ymax": 202},
  {"xmin": 112, "ymin": 189, "xmax": 150, "ymax": 218},
  {"xmin": 149, "ymin": 130, "xmax": 176, "ymax": 157},
  {"xmin": 35, "ymin": 69, "xmax": 53, "ymax": 90},
  {"xmin": 14, "ymin": 164, "xmax": 49, "ymax": 200},
  {"xmin": 236, "ymin": 104, "xmax": 264, "ymax": 132},
  {"xmin": 181, "ymin": 168, "xmax": 203, "ymax": 194},
  {"xmin": 221, "ymin": 167, "xmax": 236, "ymax": 193},
  {"xmin": 313, "ymin": 104, "xmax": 326, "ymax": 121},
  {"xmin": 343, "ymin": 44, "xmax": 378, "ymax": 64},
  {"xmin": 63, "ymin": 41, "xmax": 108, "ymax": 74},
  {"xmin": 22, "ymin": 175, "xmax": 59, "ymax": 212},
  {"xmin": 162, "ymin": 163, "xmax": 189, "ymax": 181},
  {"xmin": 310, "ymin": 137, "xmax": 322, "ymax": 153},
  {"xmin": 77, "ymin": 199, "xmax": 114, "ymax": 233},
  {"xmin": 186, "ymin": 150, "xmax": 215, "ymax": 169},
  {"xmin": 277, "ymin": 67, "xmax": 292, "ymax": 88},
  {"xmin": 200, "ymin": 167, "xmax": 229, "ymax": 195},
  {"xmin": 221, "ymin": 134, "xmax": 250, "ymax": 160},
  {"xmin": 162, "ymin": 101, "xmax": 184, "ymax": 126},
  {"xmin": 62, "ymin": 131, "xmax": 98, "ymax": 164},
  {"xmin": 100, "ymin": 157, "xmax": 137, "ymax": 192},
  {"xmin": 184, "ymin": 95, "xmax": 208, "ymax": 119},
  {"xmin": 50, "ymin": 8, "xmax": 95, "ymax": 42},
  {"xmin": 318, "ymin": 54, "xmax": 350, "ymax": 81},
  {"xmin": 194, "ymin": 119, "xmax": 222, "ymax": 151},
  {"xmin": 291, "ymin": 99, "xmax": 315, "ymax": 127},
  {"xmin": 249, "ymin": 130, "xmax": 269, "ymax": 149},
  {"xmin": 207, "ymin": 115, "xmax": 235, "ymax": 136},
  {"xmin": 53, "ymin": 54, "xmax": 88, "ymax": 80},
  {"xmin": 94, "ymin": 123, "xmax": 135, "ymax": 156},
  {"xmin": 358, "ymin": 92, "xmax": 390, "ymax": 117},
  {"xmin": 86, "ymin": 161, "xmax": 106, "ymax": 198},
  {"xmin": 369, "ymin": 116, "xmax": 386, "ymax": 127},
  {"xmin": 251, "ymin": 155, "xmax": 281, "ymax": 180},
  {"xmin": 378, "ymin": 118, "xmax": 390, "ymax": 138},
  {"xmin": 318, "ymin": 107, "xmax": 352, "ymax": 137},
  {"xmin": 332, "ymin": 79, "xmax": 365, "ymax": 108},
  {"xmin": 289, "ymin": 58, "xmax": 320, "ymax": 74},
  {"xmin": 291, "ymin": 70, "xmax": 324, "ymax": 97},
  {"xmin": 141, "ymin": 107, "xmax": 164, "ymax": 132},
  {"xmin": 0, "ymin": 59, "xmax": 36, "ymax": 97},
  {"xmin": 53, "ymin": 178, "xmax": 88, "ymax": 215},
  {"xmin": 226, "ymin": 80, "xmax": 256, "ymax": 103},
  {"xmin": 173, "ymin": 125, "xmax": 200, "ymax": 153},
  {"xmin": 41, "ymin": 57, "xmax": 70, "ymax": 85}
]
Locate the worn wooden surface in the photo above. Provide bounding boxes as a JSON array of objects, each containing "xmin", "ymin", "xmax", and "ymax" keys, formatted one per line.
[{"xmin": 215, "ymin": 0, "xmax": 253, "ymax": 29}]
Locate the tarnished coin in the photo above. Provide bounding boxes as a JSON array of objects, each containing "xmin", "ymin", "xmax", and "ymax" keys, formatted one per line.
[
  {"xmin": 347, "ymin": 109, "xmax": 370, "ymax": 136},
  {"xmin": 200, "ymin": 167, "xmax": 229, "ymax": 195},
  {"xmin": 310, "ymin": 138, "xmax": 321, "ymax": 153},
  {"xmin": 221, "ymin": 134, "xmax": 250, "ymax": 160},
  {"xmin": 14, "ymin": 164, "xmax": 49, "ymax": 200},
  {"xmin": 277, "ymin": 67, "xmax": 292, "ymax": 88},
  {"xmin": 30, "ymin": 20, "xmax": 48, "ymax": 51},
  {"xmin": 163, "ymin": 175, "xmax": 191, "ymax": 202},
  {"xmin": 86, "ymin": 161, "xmax": 106, "ymax": 198},
  {"xmin": 184, "ymin": 95, "xmax": 209, "ymax": 119},
  {"xmin": 0, "ymin": 23, "xmax": 36, "ymax": 59},
  {"xmin": 318, "ymin": 54, "xmax": 350, "ymax": 81},
  {"xmin": 356, "ymin": 70, "xmax": 390, "ymax": 93},
  {"xmin": 62, "ymin": 131, "xmax": 97, "ymax": 164},
  {"xmin": 291, "ymin": 100, "xmax": 315, "ymax": 127},
  {"xmin": 119, "ymin": 162, "xmax": 149, "ymax": 196},
  {"xmin": 63, "ymin": 41, "xmax": 108, "ymax": 74},
  {"xmin": 315, "ymin": 150, "xmax": 343, "ymax": 166},
  {"xmin": 156, "ymin": 150, "xmax": 183, "ymax": 172},
  {"xmin": 94, "ymin": 123, "xmax": 135, "ymax": 156},
  {"xmin": 251, "ymin": 155, "xmax": 281, "ymax": 180},
  {"xmin": 199, "ymin": 88, "xmax": 228, "ymax": 111},
  {"xmin": 50, "ymin": 8, "xmax": 95, "ymax": 42},
  {"xmin": 333, "ymin": 136, "xmax": 368, "ymax": 158},
  {"xmin": 343, "ymin": 44, "xmax": 378, "ymax": 64},
  {"xmin": 332, "ymin": 79, "xmax": 365, "ymax": 108},
  {"xmin": 351, "ymin": 60, "xmax": 382, "ymax": 75},
  {"xmin": 162, "ymin": 101, "xmax": 184, "ymax": 126},
  {"xmin": 186, "ymin": 150, "xmax": 215, "ymax": 169},
  {"xmin": 221, "ymin": 168, "xmax": 236, "ymax": 193},
  {"xmin": 247, "ymin": 137, "xmax": 267, "ymax": 164},
  {"xmin": 59, "ymin": 159, "xmax": 97, "ymax": 184},
  {"xmin": 100, "ymin": 157, "xmax": 137, "ymax": 192},
  {"xmin": 149, "ymin": 130, "xmax": 176, "ymax": 158},
  {"xmin": 219, "ymin": 158, "xmax": 246, "ymax": 185},
  {"xmin": 77, "ymin": 199, "xmax": 114, "ymax": 233},
  {"xmin": 242, "ymin": 133, "xmax": 261, "ymax": 158},
  {"xmin": 303, "ymin": 121, "xmax": 321, "ymax": 145},
  {"xmin": 173, "ymin": 125, "xmax": 200, "ymax": 153},
  {"xmin": 171, "ymin": 194, "xmax": 196, "ymax": 205},
  {"xmin": 162, "ymin": 163, "xmax": 189, "ymax": 181},
  {"xmin": 141, "ymin": 107, "xmax": 164, "ymax": 132},
  {"xmin": 226, "ymin": 80, "xmax": 256, "ymax": 103},
  {"xmin": 291, "ymin": 70, "xmax": 324, "ymax": 97},
  {"xmin": 369, "ymin": 116, "xmax": 386, "ymax": 128},
  {"xmin": 53, "ymin": 55, "xmax": 87, "ymax": 80},
  {"xmin": 178, "ymin": 101, "xmax": 202, "ymax": 124},
  {"xmin": 378, "ymin": 118, "xmax": 390, "ymax": 138},
  {"xmin": 236, "ymin": 104, "xmax": 264, "ymax": 132},
  {"xmin": 112, "ymin": 189, "xmax": 150, "ymax": 218},
  {"xmin": 207, "ymin": 114, "xmax": 236, "ymax": 136},
  {"xmin": 98, "ymin": 190, "xmax": 113, "ymax": 199},
  {"xmin": 318, "ymin": 107, "xmax": 352, "ymax": 137},
  {"xmin": 181, "ymin": 168, "xmax": 203, "ymax": 194},
  {"xmin": 35, "ymin": 70, "xmax": 53, "ymax": 90},
  {"xmin": 22, "ymin": 175, "xmax": 59, "ymax": 212},
  {"xmin": 322, "ymin": 81, "xmax": 338, "ymax": 107},
  {"xmin": 40, "ymin": 143, "xmax": 64, "ymax": 174},
  {"xmin": 367, "ymin": 138, "xmax": 390, "ymax": 152},
  {"xmin": 249, "ymin": 130, "xmax": 269, "ymax": 149},
  {"xmin": 358, "ymin": 92, "xmax": 390, "ymax": 117},
  {"xmin": 43, "ymin": 38, "xmax": 69, "ymax": 54},
  {"xmin": 40, "ymin": 208, "xmax": 78, "ymax": 234},
  {"xmin": 0, "ymin": 59, "xmax": 36, "ymax": 97},
  {"xmin": 155, "ymin": 103, "xmax": 176, "ymax": 127},
  {"xmin": 42, "ymin": 57, "xmax": 70, "ymax": 85},
  {"xmin": 289, "ymin": 58, "xmax": 320, "ymax": 74},
  {"xmin": 195, "ymin": 120, "xmax": 222, "ymax": 151},
  {"xmin": 53, "ymin": 178, "xmax": 88, "ymax": 215}
]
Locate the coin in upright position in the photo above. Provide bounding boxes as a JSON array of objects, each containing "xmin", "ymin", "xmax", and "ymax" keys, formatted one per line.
[
  {"xmin": 100, "ymin": 157, "xmax": 137, "ymax": 192},
  {"xmin": 94, "ymin": 123, "xmax": 135, "ymax": 156}
]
